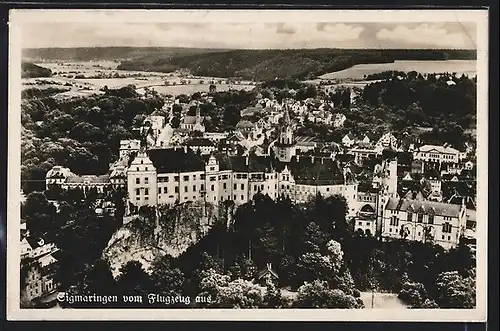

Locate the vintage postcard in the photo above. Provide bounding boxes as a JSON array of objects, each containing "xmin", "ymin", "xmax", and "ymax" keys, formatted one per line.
[{"xmin": 7, "ymin": 9, "xmax": 488, "ymax": 321}]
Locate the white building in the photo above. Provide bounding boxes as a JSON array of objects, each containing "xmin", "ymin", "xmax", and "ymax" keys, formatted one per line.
[
  {"xmin": 119, "ymin": 139, "xmax": 141, "ymax": 160},
  {"xmin": 382, "ymin": 198, "xmax": 467, "ymax": 250},
  {"xmin": 125, "ymin": 149, "xmax": 359, "ymax": 217},
  {"xmin": 413, "ymin": 145, "xmax": 461, "ymax": 164},
  {"xmin": 180, "ymin": 108, "xmax": 205, "ymax": 132}
]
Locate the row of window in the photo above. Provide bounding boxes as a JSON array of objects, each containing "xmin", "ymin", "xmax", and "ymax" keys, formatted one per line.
[{"xmin": 387, "ymin": 218, "xmax": 453, "ymax": 233}]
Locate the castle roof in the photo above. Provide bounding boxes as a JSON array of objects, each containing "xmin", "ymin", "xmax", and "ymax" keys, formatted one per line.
[{"xmin": 147, "ymin": 148, "xmax": 205, "ymax": 173}]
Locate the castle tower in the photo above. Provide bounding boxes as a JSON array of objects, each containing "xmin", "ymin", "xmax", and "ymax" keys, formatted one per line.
[
  {"xmin": 196, "ymin": 107, "xmax": 201, "ymax": 125},
  {"xmin": 375, "ymin": 158, "xmax": 398, "ymax": 238},
  {"xmin": 273, "ymin": 106, "xmax": 296, "ymax": 163},
  {"xmin": 127, "ymin": 150, "xmax": 157, "ymax": 208}
]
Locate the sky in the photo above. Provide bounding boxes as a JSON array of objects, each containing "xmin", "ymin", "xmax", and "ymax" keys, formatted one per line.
[{"xmin": 21, "ymin": 22, "xmax": 477, "ymax": 50}]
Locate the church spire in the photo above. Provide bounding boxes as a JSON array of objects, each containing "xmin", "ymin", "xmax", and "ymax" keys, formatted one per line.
[{"xmin": 283, "ymin": 105, "xmax": 291, "ymax": 125}]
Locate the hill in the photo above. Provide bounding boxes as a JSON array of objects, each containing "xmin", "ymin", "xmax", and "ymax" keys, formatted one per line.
[
  {"xmin": 117, "ymin": 48, "xmax": 477, "ymax": 81},
  {"xmin": 21, "ymin": 62, "xmax": 52, "ymax": 78},
  {"xmin": 22, "ymin": 47, "xmax": 230, "ymax": 62}
]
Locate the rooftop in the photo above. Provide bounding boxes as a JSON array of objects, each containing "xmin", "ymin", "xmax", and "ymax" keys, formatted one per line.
[{"xmin": 385, "ymin": 198, "xmax": 463, "ymax": 218}]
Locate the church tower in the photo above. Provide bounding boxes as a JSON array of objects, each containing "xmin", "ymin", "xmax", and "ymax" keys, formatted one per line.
[
  {"xmin": 273, "ymin": 107, "xmax": 296, "ymax": 163},
  {"xmin": 375, "ymin": 157, "xmax": 398, "ymax": 238}
]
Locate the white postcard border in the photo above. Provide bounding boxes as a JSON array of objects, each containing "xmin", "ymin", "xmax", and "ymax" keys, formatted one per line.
[{"xmin": 7, "ymin": 8, "xmax": 489, "ymax": 322}]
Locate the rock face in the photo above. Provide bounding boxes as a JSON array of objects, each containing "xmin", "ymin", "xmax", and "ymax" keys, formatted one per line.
[{"xmin": 103, "ymin": 200, "xmax": 218, "ymax": 277}]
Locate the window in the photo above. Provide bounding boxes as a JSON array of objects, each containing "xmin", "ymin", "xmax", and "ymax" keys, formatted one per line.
[
  {"xmin": 145, "ymin": 167, "xmax": 148, "ymax": 171},
  {"xmin": 136, "ymin": 188, "xmax": 140, "ymax": 195},
  {"xmin": 358, "ymin": 222, "xmax": 363, "ymax": 226},
  {"xmin": 442, "ymin": 222, "xmax": 452, "ymax": 233},
  {"xmin": 241, "ymin": 184, "xmax": 244, "ymax": 190},
  {"xmin": 145, "ymin": 177, "xmax": 149, "ymax": 184},
  {"xmin": 193, "ymin": 185, "xmax": 196, "ymax": 192},
  {"xmin": 211, "ymin": 185, "xmax": 215, "ymax": 191},
  {"xmin": 163, "ymin": 187, "xmax": 168, "ymax": 194},
  {"xmin": 175, "ymin": 187, "xmax": 179, "ymax": 193},
  {"xmin": 428, "ymin": 215, "xmax": 434, "ymax": 224},
  {"xmin": 234, "ymin": 183, "xmax": 237, "ymax": 190},
  {"xmin": 407, "ymin": 212, "xmax": 413, "ymax": 222},
  {"xmin": 201, "ymin": 184, "xmax": 205, "ymax": 191},
  {"xmin": 183, "ymin": 176, "xmax": 189, "ymax": 181},
  {"xmin": 234, "ymin": 195, "xmax": 236, "ymax": 200},
  {"xmin": 448, "ymin": 236, "xmax": 451, "ymax": 241},
  {"xmin": 174, "ymin": 176, "xmax": 179, "ymax": 182},
  {"xmin": 390, "ymin": 216, "xmax": 399, "ymax": 227},
  {"xmin": 145, "ymin": 197, "xmax": 149, "ymax": 201},
  {"xmin": 136, "ymin": 178, "xmax": 140, "ymax": 184},
  {"xmin": 200, "ymin": 174, "xmax": 206, "ymax": 180},
  {"xmin": 417, "ymin": 214, "xmax": 423, "ymax": 223},
  {"xmin": 210, "ymin": 176, "xmax": 216, "ymax": 182},
  {"xmin": 193, "ymin": 175, "xmax": 196, "ymax": 180},
  {"xmin": 241, "ymin": 195, "xmax": 244, "ymax": 200},
  {"xmin": 144, "ymin": 188, "xmax": 149, "ymax": 195},
  {"xmin": 254, "ymin": 185, "xmax": 257, "ymax": 191},
  {"xmin": 184, "ymin": 186, "xmax": 188, "ymax": 193}
]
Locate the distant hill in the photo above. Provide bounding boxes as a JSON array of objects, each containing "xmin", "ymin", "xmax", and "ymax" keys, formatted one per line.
[
  {"xmin": 116, "ymin": 48, "xmax": 477, "ymax": 81},
  {"xmin": 21, "ymin": 62, "xmax": 52, "ymax": 78},
  {"xmin": 22, "ymin": 47, "xmax": 230, "ymax": 62}
]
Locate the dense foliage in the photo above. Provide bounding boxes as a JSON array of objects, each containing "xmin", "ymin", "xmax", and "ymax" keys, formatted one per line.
[
  {"xmin": 21, "ymin": 62, "xmax": 52, "ymax": 78},
  {"xmin": 21, "ymin": 85, "xmax": 164, "ymax": 193},
  {"xmin": 117, "ymin": 49, "xmax": 476, "ymax": 81}
]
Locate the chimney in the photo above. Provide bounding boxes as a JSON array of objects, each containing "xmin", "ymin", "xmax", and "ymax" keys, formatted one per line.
[
  {"xmin": 245, "ymin": 155, "xmax": 249, "ymax": 166},
  {"xmin": 183, "ymin": 146, "xmax": 188, "ymax": 153},
  {"xmin": 267, "ymin": 262, "xmax": 272, "ymax": 270},
  {"xmin": 310, "ymin": 156, "xmax": 315, "ymax": 163}
]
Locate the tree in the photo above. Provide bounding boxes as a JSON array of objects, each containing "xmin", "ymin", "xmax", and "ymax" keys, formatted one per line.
[
  {"xmin": 434, "ymin": 271, "xmax": 476, "ymax": 308},
  {"xmin": 294, "ymin": 280, "xmax": 364, "ymax": 308},
  {"xmin": 398, "ymin": 281, "xmax": 429, "ymax": 307},
  {"xmin": 223, "ymin": 105, "xmax": 241, "ymax": 128},
  {"xmin": 22, "ymin": 192, "xmax": 58, "ymax": 239},
  {"xmin": 150, "ymin": 255, "xmax": 186, "ymax": 299},
  {"xmin": 198, "ymin": 269, "xmax": 266, "ymax": 308},
  {"xmin": 115, "ymin": 261, "xmax": 154, "ymax": 304}
]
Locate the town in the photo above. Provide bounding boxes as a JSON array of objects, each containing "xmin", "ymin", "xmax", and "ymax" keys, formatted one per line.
[{"xmin": 20, "ymin": 74, "xmax": 478, "ymax": 310}]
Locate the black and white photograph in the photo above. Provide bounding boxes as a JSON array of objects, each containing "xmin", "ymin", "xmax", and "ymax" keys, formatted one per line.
[{"xmin": 7, "ymin": 9, "xmax": 488, "ymax": 321}]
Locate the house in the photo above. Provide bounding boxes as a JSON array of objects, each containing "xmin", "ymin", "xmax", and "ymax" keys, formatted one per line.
[
  {"xmin": 413, "ymin": 144, "xmax": 460, "ymax": 164},
  {"xmin": 20, "ymin": 238, "xmax": 59, "ymax": 307},
  {"xmin": 236, "ymin": 120, "xmax": 256, "ymax": 134},
  {"xmin": 183, "ymin": 138, "xmax": 217, "ymax": 155},
  {"xmin": 119, "ymin": 139, "xmax": 141, "ymax": 160},
  {"xmin": 256, "ymin": 263, "xmax": 279, "ymax": 286},
  {"xmin": 180, "ymin": 108, "xmax": 205, "ymax": 132},
  {"xmin": 333, "ymin": 113, "xmax": 347, "ymax": 128},
  {"xmin": 382, "ymin": 198, "xmax": 467, "ymax": 250},
  {"xmin": 295, "ymin": 136, "xmax": 317, "ymax": 153},
  {"xmin": 342, "ymin": 134, "xmax": 356, "ymax": 147},
  {"xmin": 376, "ymin": 132, "xmax": 398, "ymax": 150},
  {"xmin": 202, "ymin": 132, "xmax": 229, "ymax": 144}
]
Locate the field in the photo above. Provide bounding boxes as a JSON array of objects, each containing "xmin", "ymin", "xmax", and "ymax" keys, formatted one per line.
[
  {"xmin": 144, "ymin": 84, "xmax": 255, "ymax": 96},
  {"xmin": 320, "ymin": 60, "xmax": 477, "ymax": 80}
]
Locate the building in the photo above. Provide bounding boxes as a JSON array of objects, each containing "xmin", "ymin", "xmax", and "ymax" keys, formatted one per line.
[
  {"xmin": 413, "ymin": 144, "xmax": 461, "ymax": 164},
  {"xmin": 272, "ymin": 108, "xmax": 296, "ymax": 163},
  {"xmin": 376, "ymin": 132, "xmax": 398, "ymax": 150},
  {"xmin": 342, "ymin": 134, "xmax": 356, "ymax": 147},
  {"xmin": 183, "ymin": 138, "xmax": 217, "ymax": 155},
  {"xmin": 180, "ymin": 107, "xmax": 205, "ymax": 132},
  {"xmin": 125, "ymin": 148, "xmax": 359, "ymax": 216},
  {"xmin": 203, "ymin": 132, "xmax": 229, "ymax": 143},
  {"xmin": 119, "ymin": 139, "xmax": 141, "ymax": 160},
  {"xmin": 382, "ymin": 198, "xmax": 467, "ymax": 250},
  {"xmin": 20, "ymin": 238, "xmax": 59, "ymax": 307}
]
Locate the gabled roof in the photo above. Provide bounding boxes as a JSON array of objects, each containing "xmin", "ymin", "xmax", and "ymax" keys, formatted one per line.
[{"xmin": 385, "ymin": 198, "xmax": 462, "ymax": 218}]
